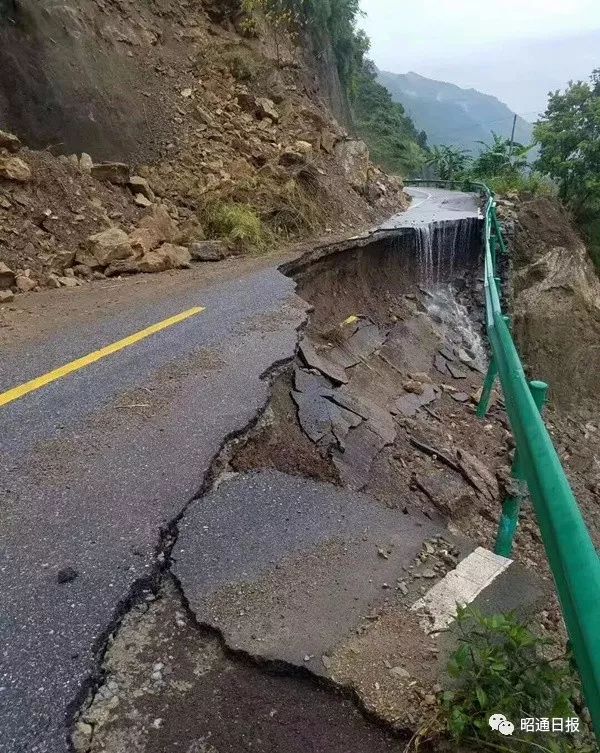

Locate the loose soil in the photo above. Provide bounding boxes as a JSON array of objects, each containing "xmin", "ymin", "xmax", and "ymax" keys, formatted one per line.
[{"xmin": 74, "ymin": 579, "xmax": 405, "ymax": 753}]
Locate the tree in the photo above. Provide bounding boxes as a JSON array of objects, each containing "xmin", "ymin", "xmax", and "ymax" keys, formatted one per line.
[
  {"xmin": 471, "ymin": 132, "xmax": 533, "ymax": 178},
  {"xmin": 425, "ymin": 145, "xmax": 471, "ymax": 181},
  {"xmin": 534, "ymin": 70, "xmax": 600, "ymax": 210}
]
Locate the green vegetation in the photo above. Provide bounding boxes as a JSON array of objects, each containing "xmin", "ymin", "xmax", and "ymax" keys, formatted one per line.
[
  {"xmin": 424, "ymin": 135, "xmax": 556, "ymax": 202},
  {"xmin": 241, "ymin": 0, "xmax": 426, "ymax": 176},
  {"xmin": 425, "ymin": 144, "xmax": 471, "ymax": 181},
  {"xmin": 471, "ymin": 133, "xmax": 533, "ymax": 179},
  {"xmin": 205, "ymin": 202, "xmax": 269, "ymax": 254},
  {"xmin": 351, "ymin": 60, "xmax": 427, "ymax": 174},
  {"xmin": 535, "ymin": 70, "xmax": 600, "ymax": 269},
  {"xmin": 437, "ymin": 607, "xmax": 594, "ymax": 753}
]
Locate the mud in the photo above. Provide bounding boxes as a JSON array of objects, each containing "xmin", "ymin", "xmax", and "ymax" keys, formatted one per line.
[
  {"xmin": 231, "ymin": 373, "xmax": 340, "ymax": 485},
  {"xmin": 74, "ymin": 579, "xmax": 405, "ymax": 753}
]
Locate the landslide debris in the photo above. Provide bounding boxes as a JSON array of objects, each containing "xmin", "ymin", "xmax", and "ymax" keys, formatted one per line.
[
  {"xmin": 0, "ymin": 0, "xmax": 408, "ymax": 298},
  {"xmin": 507, "ymin": 197, "xmax": 600, "ymax": 412}
]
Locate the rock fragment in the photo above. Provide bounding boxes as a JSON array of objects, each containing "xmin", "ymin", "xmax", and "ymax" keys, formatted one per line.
[
  {"xmin": 189, "ymin": 240, "xmax": 228, "ymax": 262},
  {"xmin": 87, "ymin": 227, "xmax": 132, "ymax": 266},
  {"xmin": 0, "ymin": 156, "xmax": 31, "ymax": 182},
  {"xmin": 0, "ymin": 261, "xmax": 16, "ymax": 289},
  {"xmin": 90, "ymin": 162, "xmax": 130, "ymax": 185},
  {"xmin": 0, "ymin": 129, "xmax": 21, "ymax": 152}
]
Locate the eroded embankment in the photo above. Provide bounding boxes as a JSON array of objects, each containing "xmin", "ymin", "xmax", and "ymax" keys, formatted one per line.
[{"xmin": 71, "ymin": 216, "xmax": 550, "ymax": 753}]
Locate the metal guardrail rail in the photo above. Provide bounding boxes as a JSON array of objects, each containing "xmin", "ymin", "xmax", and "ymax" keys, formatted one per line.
[{"xmin": 410, "ymin": 179, "xmax": 600, "ymax": 739}]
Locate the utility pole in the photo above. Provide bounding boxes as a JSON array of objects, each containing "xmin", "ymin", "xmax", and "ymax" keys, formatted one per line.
[{"xmin": 508, "ymin": 113, "xmax": 517, "ymax": 161}]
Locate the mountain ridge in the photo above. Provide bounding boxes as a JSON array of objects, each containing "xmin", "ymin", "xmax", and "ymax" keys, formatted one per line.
[{"xmin": 377, "ymin": 70, "xmax": 534, "ymax": 154}]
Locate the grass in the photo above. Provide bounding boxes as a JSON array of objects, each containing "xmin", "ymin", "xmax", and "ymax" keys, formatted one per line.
[
  {"xmin": 221, "ymin": 45, "xmax": 261, "ymax": 82},
  {"xmin": 419, "ymin": 607, "xmax": 596, "ymax": 753},
  {"xmin": 205, "ymin": 202, "xmax": 269, "ymax": 254},
  {"xmin": 485, "ymin": 172, "xmax": 558, "ymax": 199}
]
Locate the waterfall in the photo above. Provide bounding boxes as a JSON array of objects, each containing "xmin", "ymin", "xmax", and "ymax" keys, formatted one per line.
[{"xmin": 414, "ymin": 218, "xmax": 481, "ymax": 288}]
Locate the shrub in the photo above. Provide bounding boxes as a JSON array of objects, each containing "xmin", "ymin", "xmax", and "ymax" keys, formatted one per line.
[
  {"xmin": 205, "ymin": 202, "xmax": 268, "ymax": 254},
  {"xmin": 486, "ymin": 172, "xmax": 557, "ymax": 199},
  {"xmin": 437, "ymin": 607, "xmax": 594, "ymax": 752},
  {"xmin": 221, "ymin": 46, "xmax": 260, "ymax": 81}
]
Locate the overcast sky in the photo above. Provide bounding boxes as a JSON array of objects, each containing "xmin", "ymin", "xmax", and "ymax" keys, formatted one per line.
[{"xmin": 360, "ymin": 0, "xmax": 600, "ymax": 117}]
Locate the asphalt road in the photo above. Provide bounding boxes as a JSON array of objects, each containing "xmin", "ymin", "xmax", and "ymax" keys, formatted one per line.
[
  {"xmin": 0, "ymin": 189, "xmax": 481, "ymax": 752},
  {"xmin": 0, "ymin": 261, "xmax": 308, "ymax": 753}
]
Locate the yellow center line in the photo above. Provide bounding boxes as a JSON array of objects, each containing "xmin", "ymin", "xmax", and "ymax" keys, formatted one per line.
[{"xmin": 0, "ymin": 306, "xmax": 205, "ymax": 409}]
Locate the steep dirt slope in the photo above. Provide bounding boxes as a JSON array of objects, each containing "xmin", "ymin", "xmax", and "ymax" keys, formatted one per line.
[
  {"xmin": 0, "ymin": 0, "xmax": 407, "ymax": 296},
  {"xmin": 508, "ymin": 197, "xmax": 600, "ymax": 411}
]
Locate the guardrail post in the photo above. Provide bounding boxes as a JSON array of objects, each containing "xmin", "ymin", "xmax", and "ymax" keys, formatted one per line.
[
  {"xmin": 477, "ymin": 315, "xmax": 510, "ymax": 418},
  {"xmin": 494, "ymin": 380, "xmax": 549, "ymax": 558},
  {"xmin": 476, "ymin": 358, "xmax": 498, "ymax": 418},
  {"xmin": 494, "ymin": 276, "xmax": 502, "ymax": 302}
]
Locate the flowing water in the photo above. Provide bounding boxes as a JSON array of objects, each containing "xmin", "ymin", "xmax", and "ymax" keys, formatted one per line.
[
  {"xmin": 424, "ymin": 284, "xmax": 487, "ymax": 371},
  {"xmin": 414, "ymin": 218, "xmax": 487, "ymax": 370},
  {"xmin": 415, "ymin": 218, "xmax": 480, "ymax": 287}
]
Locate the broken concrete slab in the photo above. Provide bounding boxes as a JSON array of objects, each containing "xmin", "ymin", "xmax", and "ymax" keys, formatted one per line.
[
  {"xmin": 328, "ymin": 322, "xmax": 386, "ymax": 369},
  {"xmin": 299, "ymin": 339, "xmax": 348, "ymax": 385},
  {"xmin": 394, "ymin": 385, "xmax": 438, "ymax": 418},
  {"xmin": 291, "ymin": 390, "xmax": 334, "ymax": 444},
  {"xmin": 332, "ymin": 423, "xmax": 388, "ymax": 490},
  {"xmin": 174, "ymin": 470, "xmax": 441, "ymax": 674},
  {"xmin": 450, "ymin": 392, "xmax": 470, "ymax": 403},
  {"xmin": 434, "ymin": 353, "xmax": 450, "ymax": 376},
  {"xmin": 446, "ymin": 362, "xmax": 468, "ymax": 379},
  {"xmin": 293, "ymin": 366, "xmax": 333, "ymax": 397}
]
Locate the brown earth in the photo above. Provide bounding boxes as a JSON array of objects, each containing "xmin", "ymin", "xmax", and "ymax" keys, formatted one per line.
[
  {"xmin": 73, "ymin": 578, "xmax": 406, "ymax": 753},
  {"xmin": 0, "ymin": 0, "xmax": 408, "ymax": 296},
  {"xmin": 508, "ymin": 197, "xmax": 600, "ymax": 412}
]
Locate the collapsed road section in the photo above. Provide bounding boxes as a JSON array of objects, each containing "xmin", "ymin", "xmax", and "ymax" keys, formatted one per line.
[{"xmin": 71, "ymin": 188, "xmax": 545, "ymax": 752}]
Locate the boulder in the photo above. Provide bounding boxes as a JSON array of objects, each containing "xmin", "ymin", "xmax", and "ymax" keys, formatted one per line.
[
  {"xmin": 87, "ymin": 227, "xmax": 132, "ymax": 266},
  {"xmin": 79, "ymin": 153, "xmax": 93, "ymax": 174},
  {"xmin": 129, "ymin": 205, "xmax": 174, "ymax": 256},
  {"xmin": 104, "ymin": 258, "xmax": 143, "ymax": 277},
  {"xmin": 0, "ymin": 289, "xmax": 14, "ymax": 303},
  {"xmin": 256, "ymin": 97, "xmax": 279, "ymax": 122},
  {"xmin": 74, "ymin": 249, "xmax": 102, "ymax": 270},
  {"xmin": 134, "ymin": 194, "xmax": 153, "ymax": 208},
  {"xmin": 189, "ymin": 240, "xmax": 228, "ymax": 262},
  {"xmin": 0, "ymin": 261, "xmax": 15, "ymax": 289},
  {"xmin": 155, "ymin": 243, "xmax": 191, "ymax": 269},
  {"xmin": 0, "ymin": 129, "xmax": 21, "ymax": 153},
  {"xmin": 128, "ymin": 176, "xmax": 155, "ymax": 201},
  {"xmin": 47, "ymin": 248, "xmax": 76, "ymax": 272},
  {"xmin": 15, "ymin": 275, "xmax": 37, "ymax": 293},
  {"xmin": 279, "ymin": 150, "xmax": 305, "ymax": 167},
  {"xmin": 0, "ymin": 156, "xmax": 31, "ymax": 182},
  {"xmin": 137, "ymin": 251, "xmax": 170, "ymax": 274},
  {"xmin": 294, "ymin": 140, "xmax": 313, "ymax": 155},
  {"xmin": 72, "ymin": 264, "xmax": 93, "ymax": 278},
  {"xmin": 56, "ymin": 276, "xmax": 79, "ymax": 288},
  {"xmin": 320, "ymin": 130, "xmax": 338, "ymax": 154},
  {"xmin": 334, "ymin": 139, "xmax": 370, "ymax": 191},
  {"xmin": 90, "ymin": 162, "xmax": 131, "ymax": 185}
]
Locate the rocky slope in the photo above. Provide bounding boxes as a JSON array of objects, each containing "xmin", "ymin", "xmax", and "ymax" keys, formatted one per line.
[
  {"xmin": 505, "ymin": 197, "xmax": 600, "ymax": 411},
  {"xmin": 0, "ymin": 0, "xmax": 407, "ymax": 299}
]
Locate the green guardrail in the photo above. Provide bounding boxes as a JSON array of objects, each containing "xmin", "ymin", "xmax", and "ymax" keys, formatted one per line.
[{"xmin": 411, "ymin": 179, "xmax": 600, "ymax": 740}]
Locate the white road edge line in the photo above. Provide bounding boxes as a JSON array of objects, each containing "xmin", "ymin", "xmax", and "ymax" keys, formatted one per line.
[
  {"xmin": 411, "ymin": 546, "xmax": 512, "ymax": 633},
  {"xmin": 407, "ymin": 187, "xmax": 433, "ymax": 210}
]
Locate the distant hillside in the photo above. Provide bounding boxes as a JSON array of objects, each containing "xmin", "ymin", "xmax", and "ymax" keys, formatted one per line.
[{"xmin": 377, "ymin": 70, "xmax": 534, "ymax": 154}]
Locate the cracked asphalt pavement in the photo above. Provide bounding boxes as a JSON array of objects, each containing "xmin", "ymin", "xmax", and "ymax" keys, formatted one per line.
[
  {"xmin": 0, "ymin": 259, "xmax": 309, "ymax": 753},
  {"xmin": 0, "ymin": 190, "xmax": 480, "ymax": 752}
]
